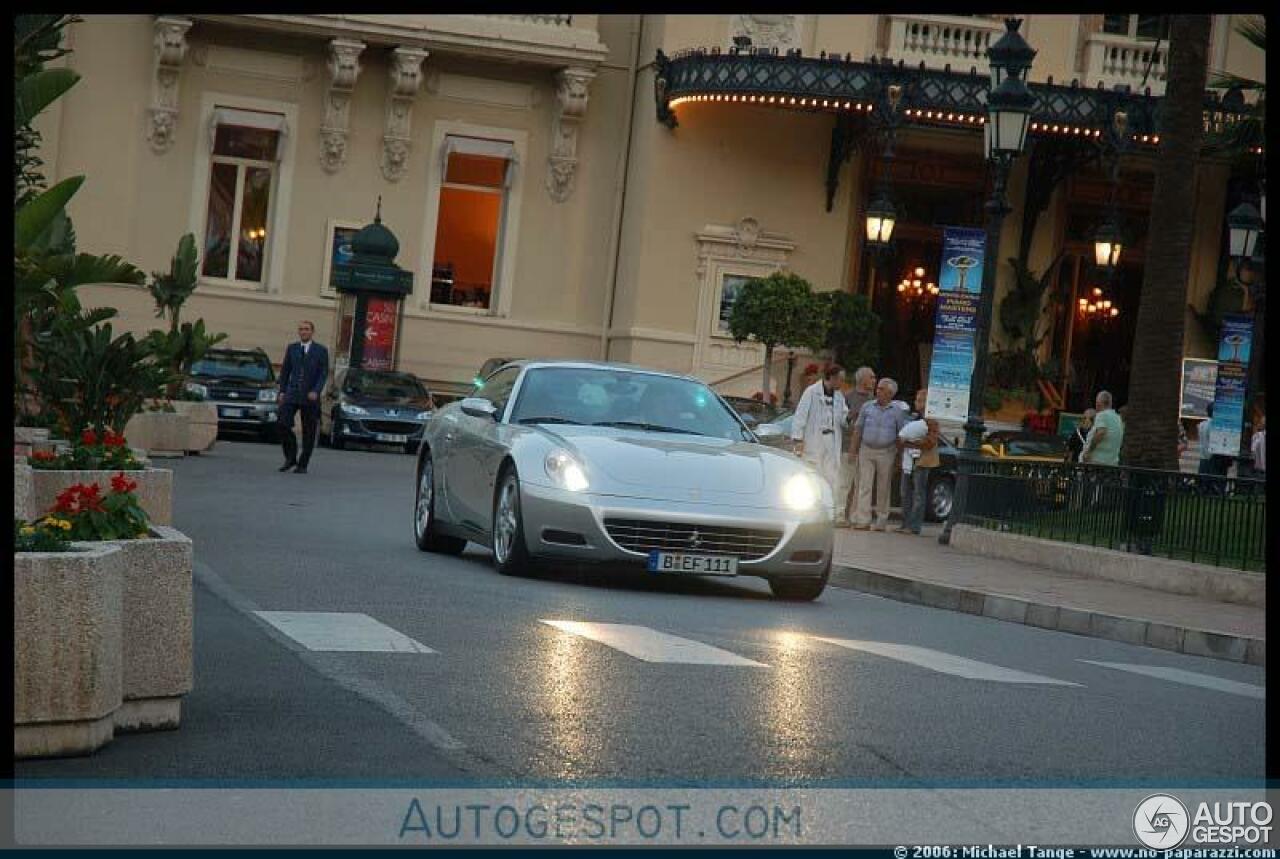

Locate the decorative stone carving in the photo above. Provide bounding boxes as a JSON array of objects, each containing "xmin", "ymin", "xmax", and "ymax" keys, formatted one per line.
[
  {"xmin": 546, "ymin": 66, "xmax": 595, "ymax": 203},
  {"xmin": 146, "ymin": 17, "xmax": 192, "ymax": 154},
  {"xmin": 381, "ymin": 46, "xmax": 428, "ymax": 182},
  {"xmin": 319, "ymin": 38, "xmax": 365, "ymax": 173},
  {"xmin": 728, "ymin": 15, "xmax": 804, "ymax": 53}
]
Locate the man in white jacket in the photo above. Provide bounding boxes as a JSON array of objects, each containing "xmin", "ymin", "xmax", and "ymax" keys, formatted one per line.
[{"xmin": 790, "ymin": 365, "xmax": 849, "ymax": 515}]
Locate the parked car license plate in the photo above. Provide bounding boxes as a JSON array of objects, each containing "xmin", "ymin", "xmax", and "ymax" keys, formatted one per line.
[
  {"xmin": 219, "ymin": 407, "xmax": 246, "ymax": 418},
  {"xmin": 376, "ymin": 433, "xmax": 408, "ymax": 444},
  {"xmin": 646, "ymin": 551, "xmax": 738, "ymax": 576}
]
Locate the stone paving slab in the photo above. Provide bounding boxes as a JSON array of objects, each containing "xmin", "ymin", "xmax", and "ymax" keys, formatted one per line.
[{"xmin": 831, "ymin": 525, "xmax": 1265, "ymax": 666}]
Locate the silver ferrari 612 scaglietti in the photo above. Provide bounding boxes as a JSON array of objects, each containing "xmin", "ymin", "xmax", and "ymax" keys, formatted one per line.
[{"xmin": 412, "ymin": 361, "xmax": 834, "ymax": 600}]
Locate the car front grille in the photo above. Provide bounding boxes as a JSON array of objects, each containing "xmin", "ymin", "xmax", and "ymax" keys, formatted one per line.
[
  {"xmin": 361, "ymin": 420, "xmax": 420, "ymax": 435},
  {"xmin": 603, "ymin": 518, "xmax": 783, "ymax": 561},
  {"xmin": 209, "ymin": 386, "xmax": 261, "ymax": 401}
]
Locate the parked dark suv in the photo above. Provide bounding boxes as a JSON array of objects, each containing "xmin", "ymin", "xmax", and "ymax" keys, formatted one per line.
[{"xmin": 186, "ymin": 347, "xmax": 279, "ymax": 441}]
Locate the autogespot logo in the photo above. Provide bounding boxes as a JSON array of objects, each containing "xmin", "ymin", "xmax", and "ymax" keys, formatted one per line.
[{"xmin": 1134, "ymin": 794, "xmax": 1190, "ymax": 849}]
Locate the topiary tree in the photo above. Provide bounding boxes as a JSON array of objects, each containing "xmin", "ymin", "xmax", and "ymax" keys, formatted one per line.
[
  {"xmin": 727, "ymin": 272, "xmax": 829, "ymax": 400},
  {"xmin": 819, "ymin": 290, "xmax": 879, "ymax": 374}
]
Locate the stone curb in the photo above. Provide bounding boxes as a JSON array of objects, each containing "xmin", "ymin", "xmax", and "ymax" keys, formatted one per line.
[{"xmin": 831, "ymin": 564, "xmax": 1265, "ymax": 667}]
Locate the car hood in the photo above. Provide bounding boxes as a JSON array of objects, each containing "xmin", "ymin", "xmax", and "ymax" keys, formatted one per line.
[
  {"xmin": 529, "ymin": 424, "xmax": 820, "ymax": 504},
  {"xmin": 192, "ymin": 375, "xmax": 274, "ymax": 390},
  {"xmin": 342, "ymin": 395, "xmax": 431, "ymax": 412}
]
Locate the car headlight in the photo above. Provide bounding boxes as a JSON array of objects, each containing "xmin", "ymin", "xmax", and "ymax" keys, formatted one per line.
[
  {"xmin": 781, "ymin": 472, "xmax": 820, "ymax": 511},
  {"xmin": 545, "ymin": 449, "xmax": 589, "ymax": 492},
  {"xmin": 416, "ymin": 410, "xmax": 433, "ymax": 421},
  {"xmin": 341, "ymin": 403, "xmax": 368, "ymax": 416},
  {"xmin": 184, "ymin": 382, "xmax": 208, "ymax": 400},
  {"xmin": 257, "ymin": 389, "xmax": 276, "ymax": 402}
]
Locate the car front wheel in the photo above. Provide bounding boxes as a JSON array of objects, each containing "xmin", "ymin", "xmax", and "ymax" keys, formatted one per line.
[
  {"xmin": 414, "ymin": 453, "xmax": 466, "ymax": 555},
  {"xmin": 768, "ymin": 560, "xmax": 830, "ymax": 601},
  {"xmin": 492, "ymin": 466, "xmax": 531, "ymax": 576}
]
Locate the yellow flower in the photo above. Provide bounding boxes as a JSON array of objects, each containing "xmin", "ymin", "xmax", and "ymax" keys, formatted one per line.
[
  {"xmin": 20, "ymin": 526, "xmax": 35, "ymax": 536},
  {"xmin": 59, "ymin": 520, "xmax": 72, "ymax": 531}
]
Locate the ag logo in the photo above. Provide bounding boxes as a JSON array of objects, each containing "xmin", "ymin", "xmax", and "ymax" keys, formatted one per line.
[{"xmin": 1134, "ymin": 794, "xmax": 1189, "ymax": 849}]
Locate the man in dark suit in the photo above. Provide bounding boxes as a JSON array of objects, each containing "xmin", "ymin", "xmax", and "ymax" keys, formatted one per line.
[{"xmin": 276, "ymin": 320, "xmax": 329, "ymax": 474}]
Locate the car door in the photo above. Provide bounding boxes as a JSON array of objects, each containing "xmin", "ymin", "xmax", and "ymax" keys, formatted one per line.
[{"xmin": 449, "ymin": 366, "xmax": 522, "ymax": 531}]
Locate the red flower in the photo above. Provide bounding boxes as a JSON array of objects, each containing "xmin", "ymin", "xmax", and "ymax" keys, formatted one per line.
[
  {"xmin": 103, "ymin": 431, "xmax": 127, "ymax": 448},
  {"xmin": 110, "ymin": 472, "xmax": 138, "ymax": 494},
  {"xmin": 80, "ymin": 429, "xmax": 98, "ymax": 446},
  {"xmin": 52, "ymin": 482, "xmax": 105, "ymax": 515},
  {"xmin": 31, "ymin": 450, "xmax": 57, "ymax": 462}
]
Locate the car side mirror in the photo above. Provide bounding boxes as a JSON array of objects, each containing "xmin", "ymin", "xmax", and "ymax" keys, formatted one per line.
[
  {"xmin": 460, "ymin": 397, "xmax": 499, "ymax": 421},
  {"xmin": 755, "ymin": 423, "xmax": 783, "ymax": 439}
]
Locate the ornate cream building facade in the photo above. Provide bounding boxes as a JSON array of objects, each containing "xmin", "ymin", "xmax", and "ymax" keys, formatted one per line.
[{"xmin": 43, "ymin": 14, "xmax": 1264, "ymax": 404}]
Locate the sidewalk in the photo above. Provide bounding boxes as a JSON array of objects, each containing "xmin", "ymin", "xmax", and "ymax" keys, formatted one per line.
[{"xmin": 830, "ymin": 524, "xmax": 1265, "ymax": 666}]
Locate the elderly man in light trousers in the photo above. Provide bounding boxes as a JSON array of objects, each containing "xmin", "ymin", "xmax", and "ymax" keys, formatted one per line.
[{"xmin": 849, "ymin": 377, "xmax": 908, "ymax": 530}]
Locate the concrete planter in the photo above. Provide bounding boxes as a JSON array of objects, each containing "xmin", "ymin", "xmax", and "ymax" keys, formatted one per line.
[
  {"xmin": 15, "ymin": 461, "xmax": 33, "ymax": 521},
  {"xmin": 107, "ymin": 526, "xmax": 194, "ymax": 731},
  {"xmin": 27, "ymin": 467, "xmax": 173, "ymax": 525},
  {"xmin": 14, "ymin": 543, "xmax": 124, "ymax": 758},
  {"xmin": 14, "ymin": 426, "xmax": 50, "ymax": 445},
  {"xmin": 123, "ymin": 410, "xmax": 189, "ymax": 458},
  {"xmin": 170, "ymin": 401, "xmax": 218, "ymax": 453}
]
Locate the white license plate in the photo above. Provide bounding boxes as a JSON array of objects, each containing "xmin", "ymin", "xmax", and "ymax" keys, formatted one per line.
[
  {"xmin": 646, "ymin": 552, "xmax": 738, "ymax": 576},
  {"xmin": 219, "ymin": 407, "xmax": 246, "ymax": 418},
  {"xmin": 376, "ymin": 433, "xmax": 408, "ymax": 444}
]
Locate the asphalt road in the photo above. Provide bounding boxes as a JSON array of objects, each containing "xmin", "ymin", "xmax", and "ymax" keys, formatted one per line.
[{"xmin": 16, "ymin": 436, "xmax": 1266, "ymax": 783}]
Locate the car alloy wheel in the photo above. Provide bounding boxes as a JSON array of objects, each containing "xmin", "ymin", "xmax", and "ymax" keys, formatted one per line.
[
  {"xmin": 414, "ymin": 453, "xmax": 466, "ymax": 555},
  {"xmin": 491, "ymin": 468, "xmax": 530, "ymax": 575}
]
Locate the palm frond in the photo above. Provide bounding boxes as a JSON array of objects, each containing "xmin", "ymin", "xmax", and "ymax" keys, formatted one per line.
[{"xmin": 1236, "ymin": 15, "xmax": 1265, "ymax": 52}]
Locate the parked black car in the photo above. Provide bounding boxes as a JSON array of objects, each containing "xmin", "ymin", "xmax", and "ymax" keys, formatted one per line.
[
  {"xmin": 186, "ymin": 347, "xmax": 279, "ymax": 441},
  {"xmin": 319, "ymin": 368, "xmax": 435, "ymax": 453},
  {"xmin": 754, "ymin": 410, "xmax": 958, "ymax": 521}
]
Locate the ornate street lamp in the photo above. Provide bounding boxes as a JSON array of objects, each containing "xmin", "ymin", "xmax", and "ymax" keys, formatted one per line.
[
  {"xmin": 864, "ymin": 192, "xmax": 897, "ymax": 246},
  {"xmin": 1228, "ymin": 201, "xmax": 1264, "ymax": 260},
  {"xmin": 940, "ymin": 18, "xmax": 1036, "ymax": 545},
  {"xmin": 1092, "ymin": 215, "xmax": 1124, "ymax": 270},
  {"xmin": 987, "ymin": 15, "xmax": 1036, "ymax": 91}
]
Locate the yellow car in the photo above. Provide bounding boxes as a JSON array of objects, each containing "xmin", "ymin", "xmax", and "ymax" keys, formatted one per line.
[{"xmin": 979, "ymin": 431, "xmax": 1069, "ymax": 463}]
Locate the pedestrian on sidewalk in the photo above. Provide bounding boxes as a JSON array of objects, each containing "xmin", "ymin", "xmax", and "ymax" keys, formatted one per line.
[
  {"xmin": 1066, "ymin": 409, "xmax": 1095, "ymax": 463},
  {"xmin": 791, "ymin": 365, "xmax": 849, "ymax": 512},
  {"xmin": 838, "ymin": 366, "xmax": 876, "ymax": 526},
  {"xmin": 276, "ymin": 320, "xmax": 329, "ymax": 474},
  {"xmin": 849, "ymin": 377, "xmax": 907, "ymax": 531},
  {"xmin": 1080, "ymin": 390, "xmax": 1123, "ymax": 466},
  {"xmin": 896, "ymin": 388, "xmax": 940, "ymax": 535}
]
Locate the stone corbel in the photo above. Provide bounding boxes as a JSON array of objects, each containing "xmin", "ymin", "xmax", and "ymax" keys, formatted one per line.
[
  {"xmin": 146, "ymin": 16, "xmax": 192, "ymax": 154},
  {"xmin": 381, "ymin": 46, "xmax": 428, "ymax": 182},
  {"xmin": 547, "ymin": 66, "xmax": 595, "ymax": 203},
  {"xmin": 319, "ymin": 38, "xmax": 366, "ymax": 173}
]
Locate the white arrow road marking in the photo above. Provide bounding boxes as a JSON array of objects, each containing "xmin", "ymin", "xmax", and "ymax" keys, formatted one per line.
[
  {"xmin": 540, "ymin": 620, "xmax": 768, "ymax": 667},
  {"xmin": 814, "ymin": 638, "xmax": 1081, "ymax": 686},
  {"xmin": 254, "ymin": 611, "xmax": 436, "ymax": 653},
  {"xmin": 1080, "ymin": 660, "xmax": 1264, "ymax": 699}
]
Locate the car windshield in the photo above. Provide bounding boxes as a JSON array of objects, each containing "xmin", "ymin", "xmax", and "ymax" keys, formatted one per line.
[
  {"xmin": 342, "ymin": 371, "xmax": 428, "ymax": 400},
  {"xmin": 510, "ymin": 367, "xmax": 751, "ymax": 441},
  {"xmin": 190, "ymin": 352, "xmax": 273, "ymax": 382}
]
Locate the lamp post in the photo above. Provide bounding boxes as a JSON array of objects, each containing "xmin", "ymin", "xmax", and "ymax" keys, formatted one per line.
[
  {"xmin": 866, "ymin": 83, "xmax": 903, "ymax": 377},
  {"xmin": 940, "ymin": 18, "xmax": 1036, "ymax": 545},
  {"xmin": 1228, "ymin": 196, "xmax": 1266, "ymax": 472}
]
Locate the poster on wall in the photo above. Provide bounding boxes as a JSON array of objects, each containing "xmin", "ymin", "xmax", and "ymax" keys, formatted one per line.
[
  {"xmin": 1208, "ymin": 314, "xmax": 1253, "ymax": 456},
  {"xmin": 924, "ymin": 227, "xmax": 986, "ymax": 422},
  {"xmin": 361, "ymin": 297, "xmax": 400, "ymax": 372},
  {"xmin": 322, "ymin": 221, "xmax": 361, "ymax": 297},
  {"xmin": 1179, "ymin": 357, "xmax": 1218, "ymax": 420}
]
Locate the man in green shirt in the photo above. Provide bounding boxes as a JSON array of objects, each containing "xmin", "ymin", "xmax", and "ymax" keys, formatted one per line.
[{"xmin": 1082, "ymin": 390, "xmax": 1124, "ymax": 465}]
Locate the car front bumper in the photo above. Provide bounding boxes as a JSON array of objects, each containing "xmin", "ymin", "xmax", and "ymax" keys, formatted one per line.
[
  {"xmin": 334, "ymin": 416, "xmax": 427, "ymax": 446},
  {"xmin": 211, "ymin": 399, "xmax": 277, "ymax": 430},
  {"xmin": 518, "ymin": 482, "xmax": 833, "ymax": 579}
]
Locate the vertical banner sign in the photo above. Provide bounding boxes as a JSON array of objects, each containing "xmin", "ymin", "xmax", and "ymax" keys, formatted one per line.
[
  {"xmin": 1208, "ymin": 314, "xmax": 1253, "ymax": 455},
  {"xmin": 925, "ymin": 227, "xmax": 987, "ymax": 422},
  {"xmin": 361, "ymin": 297, "xmax": 400, "ymax": 371}
]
